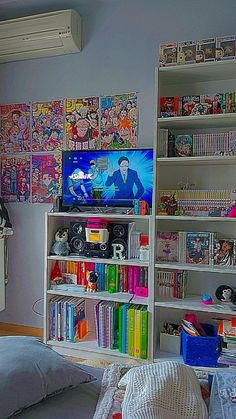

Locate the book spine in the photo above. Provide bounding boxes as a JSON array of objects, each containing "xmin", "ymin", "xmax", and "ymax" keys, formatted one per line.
[
  {"xmin": 127, "ymin": 306, "xmax": 135, "ymax": 356},
  {"xmin": 134, "ymin": 306, "xmax": 141, "ymax": 358},
  {"xmin": 140, "ymin": 308, "xmax": 148, "ymax": 359}
]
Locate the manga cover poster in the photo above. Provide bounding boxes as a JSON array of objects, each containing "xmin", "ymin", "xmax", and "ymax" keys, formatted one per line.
[
  {"xmin": 1, "ymin": 155, "xmax": 30, "ymax": 203},
  {"xmin": 32, "ymin": 153, "xmax": 61, "ymax": 204},
  {"xmin": 100, "ymin": 92, "xmax": 138, "ymax": 149},
  {"xmin": 32, "ymin": 100, "xmax": 65, "ymax": 152},
  {"xmin": 0, "ymin": 103, "xmax": 30, "ymax": 153},
  {"xmin": 65, "ymin": 97, "xmax": 99, "ymax": 151}
]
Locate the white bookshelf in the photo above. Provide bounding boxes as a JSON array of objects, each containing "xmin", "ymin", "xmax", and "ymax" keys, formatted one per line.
[
  {"xmin": 44, "ymin": 211, "xmax": 154, "ymax": 361},
  {"xmin": 155, "ymin": 60, "xmax": 236, "ymax": 366}
]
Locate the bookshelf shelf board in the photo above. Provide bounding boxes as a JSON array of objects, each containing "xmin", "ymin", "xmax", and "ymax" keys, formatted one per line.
[
  {"xmin": 156, "ymin": 215, "xmax": 236, "ymax": 222},
  {"xmin": 155, "ymin": 262, "xmax": 236, "ymax": 274},
  {"xmin": 158, "ymin": 113, "xmax": 236, "ymax": 129},
  {"xmin": 48, "ymin": 212, "xmax": 151, "ymax": 220},
  {"xmin": 158, "ymin": 61, "xmax": 236, "ymax": 84},
  {"xmin": 47, "ymin": 289, "xmax": 134, "ymax": 303},
  {"xmin": 154, "ymin": 296, "xmax": 236, "ymax": 315},
  {"xmin": 48, "ymin": 255, "xmax": 149, "ymax": 267},
  {"xmin": 157, "ymin": 156, "xmax": 236, "ymax": 166},
  {"xmin": 47, "ymin": 337, "xmax": 134, "ymax": 358}
]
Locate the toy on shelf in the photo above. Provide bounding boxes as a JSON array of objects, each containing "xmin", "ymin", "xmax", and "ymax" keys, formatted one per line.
[
  {"xmin": 50, "ymin": 260, "xmax": 63, "ymax": 285},
  {"xmin": 215, "ymin": 285, "xmax": 235, "ymax": 303},
  {"xmin": 86, "ymin": 271, "xmax": 98, "ymax": 292},
  {"xmin": 50, "ymin": 228, "xmax": 70, "ymax": 256},
  {"xmin": 201, "ymin": 294, "xmax": 213, "ymax": 305},
  {"xmin": 225, "ymin": 201, "xmax": 236, "ymax": 217}
]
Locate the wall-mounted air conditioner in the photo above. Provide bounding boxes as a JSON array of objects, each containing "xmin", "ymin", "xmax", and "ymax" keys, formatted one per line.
[{"xmin": 0, "ymin": 9, "xmax": 82, "ymax": 63}]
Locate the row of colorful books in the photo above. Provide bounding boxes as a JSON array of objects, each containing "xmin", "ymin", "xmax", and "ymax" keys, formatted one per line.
[
  {"xmin": 49, "ymin": 297, "xmax": 88, "ymax": 342},
  {"xmin": 94, "ymin": 302, "xmax": 148, "ymax": 359},
  {"xmin": 157, "ymin": 231, "xmax": 236, "ymax": 267},
  {"xmin": 160, "ymin": 93, "xmax": 236, "ymax": 118},
  {"xmin": 158, "ymin": 129, "xmax": 236, "ymax": 158},
  {"xmin": 159, "ymin": 36, "xmax": 236, "ymax": 67},
  {"xmin": 217, "ymin": 318, "xmax": 236, "ymax": 367},
  {"xmin": 158, "ymin": 189, "xmax": 234, "ymax": 217},
  {"xmin": 156, "ymin": 270, "xmax": 187, "ymax": 299},
  {"xmin": 51, "ymin": 261, "xmax": 148, "ymax": 294}
]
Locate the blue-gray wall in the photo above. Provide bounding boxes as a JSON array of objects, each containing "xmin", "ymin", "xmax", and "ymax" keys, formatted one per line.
[{"xmin": 0, "ymin": 0, "xmax": 236, "ymax": 327}]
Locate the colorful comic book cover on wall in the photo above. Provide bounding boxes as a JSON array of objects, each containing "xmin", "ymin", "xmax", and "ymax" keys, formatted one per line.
[
  {"xmin": 32, "ymin": 100, "xmax": 65, "ymax": 152},
  {"xmin": 100, "ymin": 92, "xmax": 138, "ymax": 149},
  {"xmin": 1, "ymin": 155, "xmax": 30, "ymax": 202},
  {"xmin": 65, "ymin": 97, "xmax": 99, "ymax": 150},
  {"xmin": 32, "ymin": 153, "xmax": 61, "ymax": 203},
  {"xmin": 0, "ymin": 103, "xmax": 30, "ymax": 153}
]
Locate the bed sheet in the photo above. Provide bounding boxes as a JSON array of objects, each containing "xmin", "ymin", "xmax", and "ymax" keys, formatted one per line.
[{"xmin": 13, "ymin": 365, "xmax": 104, "ymax": 419}]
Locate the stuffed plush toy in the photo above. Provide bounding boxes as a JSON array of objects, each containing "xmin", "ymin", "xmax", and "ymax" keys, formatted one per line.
[
  {"xmin": 50, "ymin": 228, "xmax": 70, "ymax": 256},
  {"xmin": 0, "ymin": 197, "xmax": 12, "ymax": 229}
]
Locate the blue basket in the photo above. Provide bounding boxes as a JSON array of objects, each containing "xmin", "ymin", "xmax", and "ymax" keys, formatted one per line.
[{"xmin": 181, "ymin": 323, "xmax": 220, "ymax": 367}]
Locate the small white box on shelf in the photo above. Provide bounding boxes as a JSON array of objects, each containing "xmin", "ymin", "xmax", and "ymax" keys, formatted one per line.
[{"xmin": 159, "ymin": 333, "xmax": 181, "ymax": 355}]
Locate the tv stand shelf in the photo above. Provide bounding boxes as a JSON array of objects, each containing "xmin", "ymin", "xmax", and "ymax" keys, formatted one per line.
[{"xmin": 48, "ymin": 212, "xmax": 151, "ymax": 220}]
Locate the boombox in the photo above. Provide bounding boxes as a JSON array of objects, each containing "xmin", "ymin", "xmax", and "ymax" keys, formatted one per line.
[
  {"xmin": 69, "ymin": 221, "xmax": 135, "ymax": 259},
  {"xmin": 69, "ymin": 221, "xmax": 110, "ymax": 258}
]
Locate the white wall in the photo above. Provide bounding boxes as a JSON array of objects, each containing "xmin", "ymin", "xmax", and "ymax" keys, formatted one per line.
[{"xmin": 1, "ymin": 0, "xmax": 236, "ymax": 326}]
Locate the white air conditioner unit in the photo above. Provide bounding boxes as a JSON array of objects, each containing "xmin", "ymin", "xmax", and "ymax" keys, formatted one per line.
[{"xmin": 0, "ymin": 9, "xmax": 82, "ymax": 63}]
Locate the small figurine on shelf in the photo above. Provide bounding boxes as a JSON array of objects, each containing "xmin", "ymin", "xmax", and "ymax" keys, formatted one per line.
[
  {"xmin": 225, "ymin": 201, "xmax": 236, "ymax": 218},
  {"xmin": 50, "ymin": 260, "xmax": 64, "ymax": 285},
  {"xmin": 50, "ymin": 228, "xmax": 70, "ymax": 256},
  {"xmin": 86, "ymin": 271, "xmax": 98, "ymax": 292}
]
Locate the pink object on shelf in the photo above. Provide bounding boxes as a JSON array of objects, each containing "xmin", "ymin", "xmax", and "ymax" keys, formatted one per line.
[
  {"xmin": 86, "ymin": 218, "xmax": 108, "ymax": 228},
  {"xmin": 135, "ymin": 286, "xmax": 148, "ymax": 298}
]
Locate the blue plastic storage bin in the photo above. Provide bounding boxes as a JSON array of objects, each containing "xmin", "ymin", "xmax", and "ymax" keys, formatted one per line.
[{"xmin": 181, "ymin": 323, "xmax": 220, "ymax": 367}]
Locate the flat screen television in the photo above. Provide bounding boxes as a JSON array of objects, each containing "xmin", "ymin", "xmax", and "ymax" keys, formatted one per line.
[{"xmin": 62, "ymin": 149, "xmax": 153, "ymax": 208}]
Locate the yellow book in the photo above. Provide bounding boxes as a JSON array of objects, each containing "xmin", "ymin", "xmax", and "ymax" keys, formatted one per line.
[
  {"xmin": 134, "ymin": 306, "xmax": 141, "ymax": 358},
  {"xmin": 127, "ymin": 305, "xmax": 135, "ymax": 356}
]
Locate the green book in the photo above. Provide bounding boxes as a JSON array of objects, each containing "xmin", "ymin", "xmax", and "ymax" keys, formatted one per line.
[
  {"xmin": 127, "ymin": 305, "xmax": 135, "ymax": 356},
  {"xmin": 140, "ymin": 307, "xmax": 148, "ymax": 359},
  {"xmin": 108, "ymin": 265, "xmax": 117, "ymax": 293},
  {"xmin": 118, "ymin": 304, "xmax": 123, "ymax": 352},
  {"xmin": 105, "ymin": 265, "xmax": 110, "ymax": 291}
]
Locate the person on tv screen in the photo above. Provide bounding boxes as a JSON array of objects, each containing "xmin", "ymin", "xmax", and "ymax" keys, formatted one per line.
[
  {"xmin": 68, "ymin": 168, "xmax": 88, "ymax": 200},
  {"xmin": 88, "ymin": 160, "xmax": 104, "ymax": 199},
  {"xmin": 105, "ymin": 156, "xmax": 144, "ymax": 200}
]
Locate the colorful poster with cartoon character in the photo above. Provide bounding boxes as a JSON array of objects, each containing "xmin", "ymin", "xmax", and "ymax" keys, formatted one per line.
[
  {"xmin": 32, "ymin": 153, "xmax": 61, "ymax": 203},
  {"xmin": 1, "ymin": 155, "xmax": 30, "ymax": 202},
  {"xmin": 65, "ymin": 97, "xmax": 99, "ymax": 151},
  {"xmin": 32, "ymin": 100, "xmax": 65, "ymax": 152},
  {"xmin": 100, "ymin": 92, "xmax": 138, "ymax": 149},
  {"xmin": 0, "ymin": 103, "xmax": 30, "ymax": 153}
]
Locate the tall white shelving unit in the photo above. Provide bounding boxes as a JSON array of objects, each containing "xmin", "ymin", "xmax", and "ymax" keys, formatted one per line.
[
  {"xmin": 154, "ymin": 60, "xmax": 236, "ymax": 363},
  {"xmin": 44, "ymin": 211, "xmax": 155, "ymax": 362}
]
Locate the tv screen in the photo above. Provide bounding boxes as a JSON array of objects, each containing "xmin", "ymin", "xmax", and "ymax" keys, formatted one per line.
[{"xmin": 62, "ymin": 149, "xmax": 153, "ymax": 207}]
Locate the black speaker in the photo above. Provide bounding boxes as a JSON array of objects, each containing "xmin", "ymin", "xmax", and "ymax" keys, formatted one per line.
[
  {"xmin": 84, "ymin": 241, "xmax": 110, "ymax": 258},
  {"xmin": 69, "ymin": 221, "xmax": 87, "ymax": 255},
  {"xmin": 109, "ymin": 223, "xmax": 130, "ymax": 259}
]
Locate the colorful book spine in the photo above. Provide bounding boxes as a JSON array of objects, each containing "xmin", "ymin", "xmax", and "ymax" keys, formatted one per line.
[
  {"xmin": 140, "ymin": 307, "xmax": 148, "ymax": 359},
  {"xmin": 127, "ymin": 305, "xmax": 135, "ymax": 356},
  {"xmin": 134, "ymin": 306, "xmax": 141, "ymax": 358}
]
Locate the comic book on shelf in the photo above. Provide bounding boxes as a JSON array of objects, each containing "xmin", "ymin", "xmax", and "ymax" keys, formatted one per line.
[
  {"xmin": 156, "ymin": 232, "xmax": 179, "ymax": 263},
  {"xmin": 184, "ymin": 232, "xmax": 213, "ymax": 265},
  {"xmin": 213, "ymin": 239, "xmax": 236, "ymax": 267}
]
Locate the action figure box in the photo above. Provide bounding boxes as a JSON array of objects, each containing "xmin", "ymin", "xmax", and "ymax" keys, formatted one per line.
[
  {"xmin": 159, "ymin": 42, "xmax": 178, "ymax": 67},
  {"xmin": 199, "ymin": 94, "xmax": 225, "ymax": 115},
  {"xmin": 182, "ymin": 96, "xmax": 200, "ymax": 116},
  {"xmin": 177, "ymin": 40, "xmax": 197, "ymax": 65},
  {"xmin": 160, "ymin": 96, "xmax": 180, "ymax": 117},
  {"xmin": 197, "ymin": 38, "xmax": 216, "ymax": 62},
  {"xmin": 216, "ymin": 36, "xmax": 235, "ymax": 61}
]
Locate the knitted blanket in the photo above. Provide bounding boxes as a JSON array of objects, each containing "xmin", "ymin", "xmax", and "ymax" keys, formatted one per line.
[{"xmin": 93, "ymin": 362, "xmax": 208, "ymax": 419}]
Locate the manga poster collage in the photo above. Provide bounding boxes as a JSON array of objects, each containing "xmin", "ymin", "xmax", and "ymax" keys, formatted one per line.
[
  {"xmin": 32, "ymin": 153, "xmax": 61, "ymax": 203},
  {"xmin": 1, "ymin": 155, "xmax": 30, "ymax": 203},
  {"xmin": 65, "ymin": 97, "xmax": 99, "ymax": 150},
  {"xmin": 0, "ymin": 93, "xmax": 139, "ymax": 203},
  {"xmin": 100, "ymin": 92, "xmax": 138, "ymax": 149},
  {"xmin": 0, "ymin": 103, "xmax": 30, "ymax": 153}
]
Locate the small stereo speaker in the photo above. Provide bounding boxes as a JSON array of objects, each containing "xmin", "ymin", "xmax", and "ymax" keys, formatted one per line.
[
  {"xmin": 109, "ymin": 223, "xmax": 130, "ymax": 258},
  {"xmin": 69, "ymin": 221, "xmax": 87, "ymax": 255}
]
